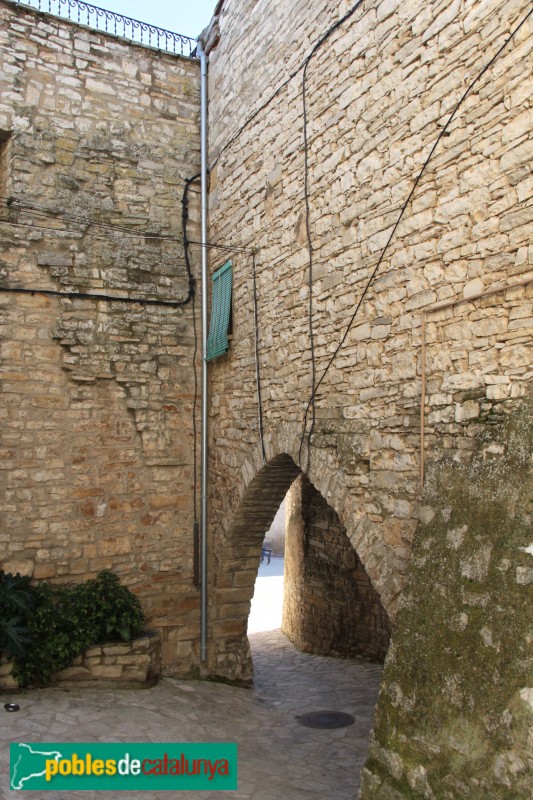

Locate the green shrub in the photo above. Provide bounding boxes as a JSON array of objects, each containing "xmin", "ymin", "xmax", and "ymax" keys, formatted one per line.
[
  {"xmin": 0, "ymin": 571, "xmax": 37, "ymax": 659},
  {"xmin": 12, "ymin": 571, "xmax": 144, "ymax": 688}
]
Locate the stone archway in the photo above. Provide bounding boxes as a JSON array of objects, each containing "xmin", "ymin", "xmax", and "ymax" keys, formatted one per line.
[
  {"xmin": 283, "ymin": 474, "xmax": 390, "ymax": 661},
  {"xmin": 209, "ymin": 453, "xmax": 300, "ymax": 682},
  {"xmin": 208, "ymin": 450, "xmax": 391, "ymax": 683}
]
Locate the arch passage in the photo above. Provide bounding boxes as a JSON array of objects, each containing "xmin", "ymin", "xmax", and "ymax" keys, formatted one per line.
[
  {"xmin": 283, "ymin": 475, "xmax": 391, "ymax": 661},
  {"xmin": 209, "ymin": 454, "xmax": 390, "ymax": 682},
  {"xmin": 210, "ymin": 454, "xmax": 300, "ymax": 683}
]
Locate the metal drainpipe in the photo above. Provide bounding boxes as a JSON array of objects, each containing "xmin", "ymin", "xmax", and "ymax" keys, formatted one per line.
[{"xmin": 197, "ymin": 37, "xmax": 209, "ymax": 663}]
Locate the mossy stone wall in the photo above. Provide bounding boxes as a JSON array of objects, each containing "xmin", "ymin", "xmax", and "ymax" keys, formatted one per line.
[{"xmin": 360, "ymin": 400, "xmax": 533, "ymax": 799}]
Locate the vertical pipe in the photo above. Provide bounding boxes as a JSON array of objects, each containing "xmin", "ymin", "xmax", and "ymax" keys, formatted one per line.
[
  {"xmin": 420, "ymin": 314, "xmax": 426, "ymax": 488},
  {"xmin": 197, "ymin": 39, "xmax": 208, "ymax": 663}
]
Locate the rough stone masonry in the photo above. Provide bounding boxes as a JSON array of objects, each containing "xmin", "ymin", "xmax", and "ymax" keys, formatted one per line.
[
  {"xmin": 0, "ymin": 0, "xmax": 202, "ymax": 674},
  {"xmin": 203, "ymin": 0, "xmax": 532, "ymax": 796},
  {"xmin": 205, "ymin": 0, "xmax": 531, "ymax": 672},
  {"xmin": 0, "ymin": 0, "xmax": 532, "ymax": 795}
]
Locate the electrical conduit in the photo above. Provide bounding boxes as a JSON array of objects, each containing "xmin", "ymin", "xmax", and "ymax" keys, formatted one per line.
[{"xmin": 197, "ymin": 37, "xmax": 209, "ymax": 664}]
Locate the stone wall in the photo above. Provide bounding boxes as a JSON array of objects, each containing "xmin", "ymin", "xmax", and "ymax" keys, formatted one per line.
[
  {"xmin": 0, "ymin": 0, "xmax": 202, "ymax": 674},
  {"xmin": 205, "ymin": 0, "xmax": 532, "ymax": 678},
  {"xmin": 360, "ymin": 400, "xmax": 533, "ymax": 800},
  {"xmin": 1, "ymin": 0, "xmax": 531, "ymax": 730},
  {"xmin": 53, "ymin": 631, "xmax": 161, "ymax": 687},
  {"xmin": 283, "ymin": 475, "xmax": 390, "ymax": 660},
  {"xmin": 0, "ymin": 631, "xmax": 161, "ymax": 689}
]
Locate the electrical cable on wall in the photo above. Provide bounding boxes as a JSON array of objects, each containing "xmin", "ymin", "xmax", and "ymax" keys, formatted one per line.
[
  {"xmin": 181, "ymin": 173, "xmax": 202, "ymax": 588},
  {"xmin": 0, "ymin": 284, "xmax": 193, "ymax": 307},
  {"xmin": 209, "ymin": 0, "xmax": 366, "ymax": 173},
  {"xmin": 0, "ymin": 187, "xmax": 256, "ymax": 310},
  {"xmin": 297, "ymin": 3, "xmax": 533, "ymax": 466},
  {"xmin": 297, "ymin": 0, "xmax": 365, "ymax": 469},
  {"xmin": 181, "ymin": 173, "xmax": 200, "ymax": 305},
  {"xmin": 2, "ymin": 176, "xmax": 203, "ymax": 585},
  {"xmin": 251, "ymin": 251, "xmax": 268, "ymax": 464},
  {"xmin": 301, "ymin": 57, "xmax": 317, "ymax": 472},
  {"xmin": 0, "ymin": 195, "xmax": 255, "ymax": 254}
]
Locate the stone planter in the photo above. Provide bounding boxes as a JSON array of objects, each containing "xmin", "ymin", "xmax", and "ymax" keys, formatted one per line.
[
  {"xmin": 0, "ymin": 654, "xmax": 19, "ymax": 691},
  {"xmin": 0, "ymin": 631, "xmax": 161, "ymax": 690}
]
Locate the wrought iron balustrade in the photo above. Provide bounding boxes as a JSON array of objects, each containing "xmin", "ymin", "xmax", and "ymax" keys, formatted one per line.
[{"xmin": 11, "ymin": 0, "xmax": 197, "ymax": 57}]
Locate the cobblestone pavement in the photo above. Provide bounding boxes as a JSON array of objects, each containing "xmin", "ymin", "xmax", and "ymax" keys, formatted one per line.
[{"xmin": 0, "ymin": 630, "xmax": 382, "ymax": 800}]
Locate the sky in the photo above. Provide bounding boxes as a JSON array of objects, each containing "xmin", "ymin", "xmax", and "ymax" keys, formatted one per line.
[{"xmin": 91, "ymin": 0, "xmax": 218, "ymax": 39}]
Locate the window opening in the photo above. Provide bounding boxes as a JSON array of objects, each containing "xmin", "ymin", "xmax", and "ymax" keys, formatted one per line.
[{"xmin": 206, "ymin": 259, "xmax": 232, "ymax": 361}]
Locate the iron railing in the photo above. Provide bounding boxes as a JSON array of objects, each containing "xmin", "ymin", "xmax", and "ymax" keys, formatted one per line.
[{"xmin": 11, "ymin": 0, "xmax": 197, "ymax": 57}]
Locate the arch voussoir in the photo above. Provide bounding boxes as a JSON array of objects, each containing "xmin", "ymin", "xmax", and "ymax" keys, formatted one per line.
[
  {"xmin": 209, "ymin": 452, "xmax": 301, "ymax": 681},
  {"xmin": 208, "ymin": 424, "xmax": 403, "ymax": 681}
]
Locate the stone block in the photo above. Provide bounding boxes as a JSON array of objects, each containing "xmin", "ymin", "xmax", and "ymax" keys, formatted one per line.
[
  {"xmin": 516, "ymin": 567, "xmax": 533, "ymax": 585},
  {"xmin": 53, "ymin": 666, "xmax": 91, "ymax": 681},
  {"xmin": 121, "ymin": 668, "xmax": 147, "ymax": 682},
  {"xmin": 455, "ymin": 401, "xmax": 480, "ymax": 423},
  {"xmin": 116, "ymin": 654, "xmax": 151, "ymax": 669},
  {"xmin": 486, "ymin": 384, "xmax": 511, "ymax": 401},
  {"xmin": 84, "ymin": 646, "xmax": 103, "ymax": 658},
  {"xmin": 88, "ymin": 664, "xmax": 123, "ymax": 679},
  {"xmin": 460, "ymin": 545, "xmax": 492, "ymax": 583},
  {"xmin": 2, "ymin": 559, "xmax": 33, "ymax": 576},
  {"xmin": 100, "ymin": 643, "xmax": 131, "ymax": 656},
  {"xmin": 0, "ymin": 661, "xmax": 18, "ymax": 689},
  {"xmin": 99, "ymin": 537, "xmax": 132, "ymax": 556},
  {"xmin": 33, "ymin": 563, "xmax": 56, "ymax": 579}
]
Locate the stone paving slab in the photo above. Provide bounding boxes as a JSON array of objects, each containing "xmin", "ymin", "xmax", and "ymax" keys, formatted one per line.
[{"xmin": 0, "ymin": 630, "xmax": 382, "ymax": 799}]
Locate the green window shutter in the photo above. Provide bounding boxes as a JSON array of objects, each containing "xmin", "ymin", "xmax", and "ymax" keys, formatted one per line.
[{"xmin": 206, "ymin": 260, "xmax": 232, "ymax": 361}]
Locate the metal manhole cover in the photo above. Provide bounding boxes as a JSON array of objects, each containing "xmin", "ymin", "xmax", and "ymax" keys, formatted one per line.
[{"xmin": 295, "ymin": 711, "xmax": 355, "ymax": 729}]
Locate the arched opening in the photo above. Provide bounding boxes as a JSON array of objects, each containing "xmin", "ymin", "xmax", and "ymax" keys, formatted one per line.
[
  {"xmin": 209, "ymin": 451, "xmax": 392, "ymax": 795},
  {"xmin": 248, "ymin": 509, "xmax": 285, "ymax": 634},
  {"xmin": 283, "ymin": 474, "xmax": 391, "ymax": 660},
  {"xmin": 210, "ymin": 453, "xmax": 390, "ymax": 683}
]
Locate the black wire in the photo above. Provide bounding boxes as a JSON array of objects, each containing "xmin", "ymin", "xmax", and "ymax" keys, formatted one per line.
[
  {"xmin": 298, "ymin": 3, "xmax": 533, "ymax": 464},
  {"xmin": 251, "ymin": 251, "xmax": 268, "ymax": 464},
  {"xmin": 242, "ymin": 0, "xmax": 367, "ymax": 472},
  {"xmin": 301, "ymin": 58, "xmax": 316, "ymax": 473},
  {"xmin": 0, "ymin": 284, "xmax": 190, "ymax": 307},
  {"xmin": 298, "ymin": 0, "xmax": 366, "ymax": 470},
  {"xmin": 181, "ymin": 174, "xmax": 200, "ymax": 305},
  {"xmin": 192, "ymin": 289, "xmax": 200, "ymax": 588},
  {"xmin": 1, "ymin": 191, "xmax": 196, "ymax": 305},
  {"xmin": 181, "ymin": 173, "xmax": 202, "ymax": 588},
  {"xmin": 304, "ymin": 0, "xmax": 366, "ymax": 65},
  {"xmin": 181, "ymin": 173, "xmax": 201, "ymax": 529},
  {"xmin": 209, "ymin": 0, "xmax": 367, "ymax": 174},
  {"xmin": 2, "ymin": 175, "xmax": 203, "ymax": 578},
  {"xmin": 0, "ymin": 195, "xmax": 255, "ymax": 254}
]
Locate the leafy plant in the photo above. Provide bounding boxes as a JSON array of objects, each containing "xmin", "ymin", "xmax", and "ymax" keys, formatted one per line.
[
  {"xmin": 0, "ymin": 571, "xmax": 37, "ymax": 659},
  {"xmin": 75, "ymin": 570, "xmax": 145, "ymax": 643},
  {"xmin": 12, "ymin": 571, "xmax": 144, "ymax": 688}
]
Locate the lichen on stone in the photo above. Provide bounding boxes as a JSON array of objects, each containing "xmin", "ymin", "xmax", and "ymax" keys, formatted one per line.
[{"xmin": 360, "ymin": 398, "xmax": 533, "ymax": 799}]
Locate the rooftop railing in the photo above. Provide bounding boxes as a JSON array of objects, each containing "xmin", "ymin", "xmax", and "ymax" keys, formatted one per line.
[{"xmin": 10, "ymin": 0, "xmax": 197, "ymax": 57}]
